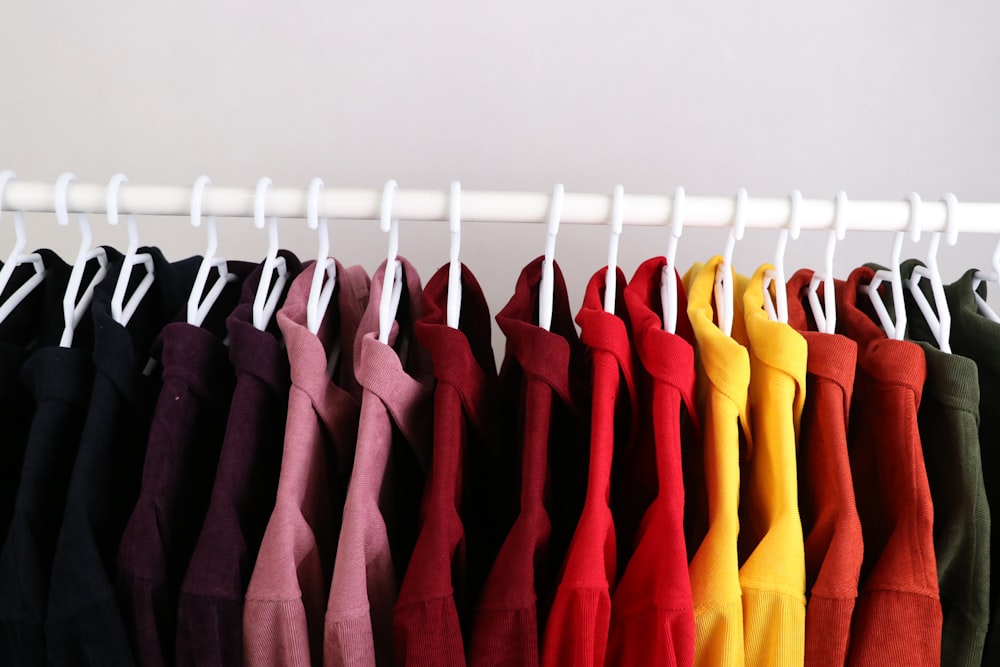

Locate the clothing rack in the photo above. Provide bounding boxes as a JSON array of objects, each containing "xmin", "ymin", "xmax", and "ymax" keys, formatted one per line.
[{"xmin": 2, "ymin": 179, "xmax": 999, "ymax": 234}]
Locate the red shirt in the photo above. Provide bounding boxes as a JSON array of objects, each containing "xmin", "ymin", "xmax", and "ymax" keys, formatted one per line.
[
  {"xmin": 839, "ymin": 266, "xmax": 942, "ymax": 666},
  {"xmin": 786, "ymin": 269, "xmax": 864, "ymax": 666},
  {"xmin": 393, "ymin": 264, "xmax": 499, "ymax": 665},
  {"xmin": 608, "ymin": 257, "xmax": 697, "ymax": 667},
  {"xmin": 541, "ymin": 266, "xmax": 637, "ymax": 667},
  {"xmin": 469, "ymin": 257, "xmax": 590, "ymax": 667}
]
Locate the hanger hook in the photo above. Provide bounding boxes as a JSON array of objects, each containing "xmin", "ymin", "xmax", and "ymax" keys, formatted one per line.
[
  {"xmin": 254, "ymin": 177, "xmax": 273, "ymax": 230},
  {"xmin": 377, "ymin": 179, "xmax": 402, "ymax": 344},
  {"xmin": 907, "ymin": 192, "xmax": 922, "ymax": 243},
  {"xmin": 538, "ymin": 183, "xmax": 564, "ymax": 332},
  {"xmin": 447, "ymin": 181, "xmax": 463, "ymax": 329},
  {"xmin": 942, "ymin": 193, "xmax": 959, "ymax": 247},
  {"xmin": 55, "ymin": 172, "xmax": 77, "ymax": 227},
  {"xmin": 826, "ymin": 190, "xmax": 848, "ymax": 274},
  {"xmin": 733, "ymin": 188, "xmax": 747, "ymax": 240},
  {"xmin": 610, "ymin": 185, "xmax": 624, "ymax": 237},
  {"xmin": 547, "ymin": 183, "xmax": 564, "ymax": 240},
  {"xmin": 788, "ymin": 189, "xmax": 802, "ymax": 240},
  {"xmin": 834, "ymin": 190, "xmax": 848, "ymax": 240},
  {"xmin": 191, "ymin": 175, "xmax": 212, "ymax": 228},
  {"xmin": 0, "ymin": 171, "xmax": 27, "ymax": 254},
  {"xmin": 0, "ymin": 171, "xmax": 15, "ymax": 219},
  {"xmin": 308, "ymin": 176, "xmax": 328, "ymax": 258},
  {"xmin": 722, "ymin": 187, "xmax": 746, "ymax": 267},
  {"xmin": 603, "ymin": 185, "xmax": 624, "ymax": 313},
  {"xmin": 666, "ymin": 185, "xmax": 684, "ymax": 273},
  {"xmin": 107, "ymin": 173, "xmax": 128, "ymax": 227},
  {"xmin": 670, "ymin": 186, "xmax": 685, "ymax": 240},
  {"xmin": 449, "ymin": 180, "xmax": 461, "ymax": 236},
  {"xmin": 308, "ymin": 177, "xmax": 325, "ymax": 231},
  {"xmin": 381, "ymin": 179, "xmax": 398, "ymax": 233}
]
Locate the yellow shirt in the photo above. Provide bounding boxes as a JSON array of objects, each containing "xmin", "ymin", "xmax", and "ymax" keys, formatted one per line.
[
  {"xmin": 684, "ymin": 256, "xmax": 751, "ymax": 667},
  {"xmin": 740, "ymin": 264, "xmax": 807, "ymax": 666}
]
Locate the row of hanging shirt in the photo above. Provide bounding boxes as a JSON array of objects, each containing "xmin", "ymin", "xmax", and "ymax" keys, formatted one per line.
[{"xmin": 0, "ymin": 173, "xmax": 996, "ymax": 667}]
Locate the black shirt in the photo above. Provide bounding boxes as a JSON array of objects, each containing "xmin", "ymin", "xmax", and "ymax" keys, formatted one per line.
[
  {"xmin": 0, "ymin": 250, "xmax": 72, "ymax": 546},
  {"xmin": 0, "ymin": 305, "xmax": 98, "ymax": 663},
  {"xmin": 44, "ymin": 248, "xmax": 200, "ymax": 666}
]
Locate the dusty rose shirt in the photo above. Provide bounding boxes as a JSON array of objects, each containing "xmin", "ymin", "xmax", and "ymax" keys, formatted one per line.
[
  {"xmin": 243, "ymin": 261, "xmax": 370, "ymax": 667},
  {"xmin": 324, "ymin": 258, "xmax": 434, "ymax": 667}
]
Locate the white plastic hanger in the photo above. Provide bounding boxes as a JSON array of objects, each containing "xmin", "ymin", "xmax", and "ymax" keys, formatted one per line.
[
  {"xmin": 713, "ymin": 188, "xmax": 747, "ymax": 337},
  {"xmin": 187, "ymin": 176, "xmax": 238, "ymax": 328},
  {"xmin": 660, "ymin": 186, "xmax": 684, "ymax": 334},
  {"xmin": 807, "ymin": 191, "xmax": 848, "ymax": 334},
  {"xmin": 603, "ymin": 185, "xmax": 624, "ymax": 314},
  {"xmin": 972, "ymin": 230, "xmax": 1000, "ymax": 323},
  {"xmin": 107, "ymin": 173, "xmax": 155, "ymax": 327},
  {"xmin": 447, "ymin": 181, "xmax": 462, "ymax": 329},
  {"xmin": 251, "ymin": 177, "xmax": 288, "ymax": 332},
  {"xmin": 57, "ymin": 172, "xmax": 109, "ymax": 348},
  {"xmin": 762, "ymin": 190, "xmax": 803, "ymax": 323},
  {"xmin": 377, "ymin": 179, "xmax": 404, "ymax": 345},
  {"xmin": 306, "ymin": 177, "xmax": 337, "ymax": 335},
  {"xmin": 907, "ymin": 193, "xmax": 958, "ymax": 352},
  {"xmin": 538, "ymin": 183, "xmax": 564, "ymax": 332},
  {"xmin": 0, "ymin": 171, "xmax": 46, "ymax": 326},
  {"xmin": 861, "ymin": 192, "xmax": 921, "ymax": 340}
]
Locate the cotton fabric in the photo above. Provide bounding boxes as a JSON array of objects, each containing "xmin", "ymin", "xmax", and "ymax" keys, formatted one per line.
[
  {"xmin": 323, "ymin": 258, "xmax": 434, "ymax": 667},
  {"xmin": 607, "ymin": 257, "xmax": 697, "ymax": 667},
  {"xmin": 839, "ymin": 265, "xmax": 942, "ymax": 667},
  {"xmin": 469, "ymin": 257, "xmax": 589, "ymax": 667},
  {"xmin": 786, "ymin": 269, "xmax": 864, "ymax": 667},
  {"xmin": 176, "ymin": 252, "xmax": 302, "ymax": 667},
  {"xmin": 683, "ymin": 256, "xmax": 750, "ymax": 667},
  {"xmin": 541, "ymin": 266, "xmax": 638, "ymax": 667},
  {"xmin": 243, "ymin": 261, "xmax": 370, "ymax": 667}
]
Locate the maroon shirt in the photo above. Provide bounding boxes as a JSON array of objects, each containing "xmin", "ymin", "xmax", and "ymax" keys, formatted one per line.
[
  {"xmin": 393, "ymin": 263, "xmax": 500, "ymax": 665},
  {"xmin": 469, "ymin": 258, "xmax": 590, "ymax": 667},
  {"xmin": 175, "ymin": 252, "xmax": 301, "ymax": 667}
]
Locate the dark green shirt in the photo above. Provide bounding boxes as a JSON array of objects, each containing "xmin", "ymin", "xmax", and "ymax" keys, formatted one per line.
[{"xmin": 901, "ymin": 259, "xmax": 991, "ymax": 666}]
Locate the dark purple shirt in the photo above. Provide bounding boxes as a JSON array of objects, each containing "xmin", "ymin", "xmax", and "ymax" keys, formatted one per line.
[
  {"xmin": 175, "ymin": 252, "xmax": 301, "ymax": 667},
  {"xmin": 116, "ymin": 260, "xmax": 252, "ymax": 667}
]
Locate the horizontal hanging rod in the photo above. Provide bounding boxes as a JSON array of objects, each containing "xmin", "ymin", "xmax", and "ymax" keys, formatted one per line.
[{"xmin": 3, "ymin": 180, "xmax": 999, "ymax": 234}]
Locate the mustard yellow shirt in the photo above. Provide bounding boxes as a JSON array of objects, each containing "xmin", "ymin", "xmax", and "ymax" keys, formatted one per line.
[
  {"xmin": 740, "ymin": 264, "xmax": 807, "ymax": 666},
  {"xmin": 685, "ymin": 256, "xmax": 751, "ymax": 667}
]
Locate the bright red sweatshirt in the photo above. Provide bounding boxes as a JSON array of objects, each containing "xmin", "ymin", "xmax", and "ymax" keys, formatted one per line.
[
  {"xmin": 607, "ymin": 257, "xmax": 698, "ymax": 667},
  {"xmin": 541, "ymin": 266, "xmax": 637, "ymax": 667}
]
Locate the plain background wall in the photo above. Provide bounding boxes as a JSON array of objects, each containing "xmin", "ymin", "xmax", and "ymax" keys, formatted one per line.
[{"xmin": 1, "ymin": 0, "xmax": 999, "ymax": 341}]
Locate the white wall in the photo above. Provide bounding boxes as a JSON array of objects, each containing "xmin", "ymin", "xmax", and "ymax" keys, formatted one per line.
[{"xmin": 1, "ymin": 0, "xmax": 999, "ymax": 334}]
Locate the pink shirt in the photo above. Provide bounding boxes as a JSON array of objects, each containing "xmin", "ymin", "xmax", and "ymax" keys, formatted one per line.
[
  {"xmin": 243, "ymin": 261, "xmax": 370, "ymax": 666},
  {"xmin": 324, "ymin": 258, "xmax": 434, "ymax": 667}
]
